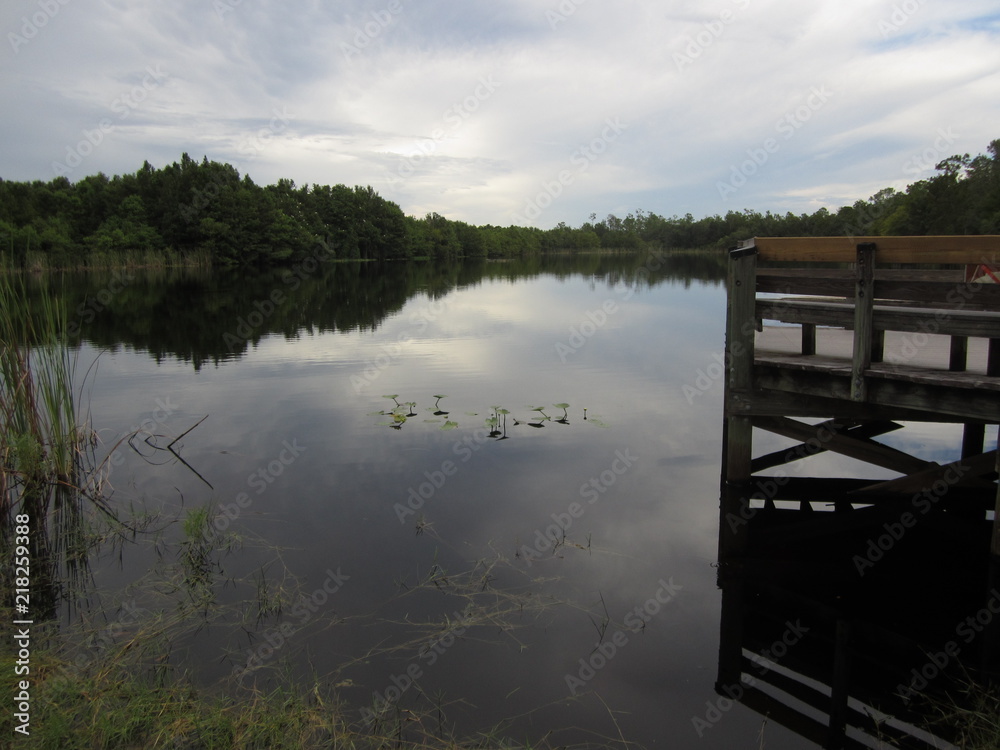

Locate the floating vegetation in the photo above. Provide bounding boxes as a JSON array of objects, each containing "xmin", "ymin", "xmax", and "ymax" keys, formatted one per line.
[{"xmin": 370, "ymin": 396, "xmax": 599, "ymax": 438}]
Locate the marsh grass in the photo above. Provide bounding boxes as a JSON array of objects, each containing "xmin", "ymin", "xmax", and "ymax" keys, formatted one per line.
[
  {"xmin": 916, "ymin": 679, "xmax": 1000, "ymax": 749},
  {"xmin": 0, "ymin": 530, "xmax": 624, "ymax": 749},
  {"xmin": 0, "ymin": 272, "xmax": 116, "ymax": 613}
]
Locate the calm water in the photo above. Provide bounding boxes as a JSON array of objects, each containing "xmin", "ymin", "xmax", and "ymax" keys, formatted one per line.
[{"xmin": 41, "ymin": 254, "xmax": 995, "ymax": 748}]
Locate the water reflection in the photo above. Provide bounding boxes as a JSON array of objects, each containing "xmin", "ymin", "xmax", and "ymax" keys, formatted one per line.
[
  {"xmin": 25, "ymin": 250, "xmax": 992, "ymax": 747},
  {"xmin": 32, "ymin": 251, "xmax": 727, "ymax": 367},
  {"xmin": 716, "ymin": 475, "xmax": 1000, "ymax": 748}
]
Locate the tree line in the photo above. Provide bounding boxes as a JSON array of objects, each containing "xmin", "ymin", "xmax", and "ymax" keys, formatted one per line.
[{"xmin": 1, "ymin": 137, "xmax": 997, "ymax": 268}]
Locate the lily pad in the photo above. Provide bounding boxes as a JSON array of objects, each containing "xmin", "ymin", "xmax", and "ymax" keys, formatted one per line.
[{"xmin": 441, "ymin": 421, "xmax": 459, "ymax": 430}]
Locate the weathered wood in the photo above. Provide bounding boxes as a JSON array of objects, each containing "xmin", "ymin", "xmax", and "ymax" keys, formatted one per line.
[
  {"xmin": 754, "ymin": 364, "xmax": 1000, "ymax": 421},
  {"xmin": 750, "ymin": 420, "xmax": 901, "ymax": 473},
  {"xmin": 727, "ymin": 252, "xmax": 757, "ymax": 394},
  {"xmin": 767, "ymin": 477, "xmax": 994, "ymax": 507},
  {"xmin": 801, "ymin": 323, "xmax": 816, "ymax": 355},
  {"xmin": 851, "ymin": 450, "xmax": 998, "ymax": 496},
  {"xmin": 752, "ymin": 235, "xmax": 1000, "ymax": 264},
  {"xmin": 752, "ymin": 415, "xmax": 932, "ymax": 475},
  {"xmin": 963, "ymin": 423, "xmax": 986, "ymax": 458},
  {"xmin": 852, "ymin": 243, "xmax": 876, "ymax": 401},
  {"xmin": 951, "ymin": 336, "xmax": 969, "ymax": 371},
  {"xmin": 829, "ymin": 620, "xmax": 852, "ymax": 746},
  {"xmin": 757, "ymin": 299, "xmax": 1000, "ymax": 339},
  {"xmin": 994, "ymin": 449, "xmax": 1000, "ymax": 558},
  {"xmin": 757, "ymin": 326, "xmax": 995, "ymax": 375},
  {"xmin": 726, "ymin": 387, "xmax": 950, "ymax": 422}
]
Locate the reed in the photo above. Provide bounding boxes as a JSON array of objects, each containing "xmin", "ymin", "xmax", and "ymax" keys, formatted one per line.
[{"xmin": 0, "ymin": 273, "xmax": 105, "ymax": 613}]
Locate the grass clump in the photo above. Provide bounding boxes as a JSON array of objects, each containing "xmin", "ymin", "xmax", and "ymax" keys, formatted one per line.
[{"xmin": 0, "ymin": 272, "xmax": 110, "ymax": 612}]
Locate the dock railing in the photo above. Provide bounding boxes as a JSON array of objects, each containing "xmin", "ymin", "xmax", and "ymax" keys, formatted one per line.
[
  {"xmin": 727, "ymin": 235, "xmax": 1000, "ymax": 414},
  {"xmin": 723, "ymin": 235, "xmax": 1000, "ymax": 554}
]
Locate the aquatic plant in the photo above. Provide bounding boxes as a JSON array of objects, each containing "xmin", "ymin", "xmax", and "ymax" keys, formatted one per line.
[{"xmin": 0, "ymin": 273, "xmax": 111, "ymax": 613}]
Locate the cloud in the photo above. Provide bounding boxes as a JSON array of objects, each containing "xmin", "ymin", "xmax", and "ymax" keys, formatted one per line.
[{"xmin": 2, "ymin": 0, "xmax": 998, "ymax": 226}]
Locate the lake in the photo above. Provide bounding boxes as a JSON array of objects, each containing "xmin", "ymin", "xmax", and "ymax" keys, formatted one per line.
[{"xmin": 32, "ymin": 252, "xmax": 995, "ymax": 748}]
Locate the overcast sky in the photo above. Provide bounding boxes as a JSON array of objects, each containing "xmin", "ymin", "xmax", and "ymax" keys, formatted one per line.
[{"xmin": 2, "ymin": 0, "xmax": 999, "ymax": 228}]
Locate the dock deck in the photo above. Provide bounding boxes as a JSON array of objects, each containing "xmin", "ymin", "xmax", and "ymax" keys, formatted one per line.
[
  {"xmin": 716, "ymin": 235, "xmax": 1000, "ymax": 746},
  {"xmin": 721, "ymin": 235, "xmax": 1000, "ymax": 553}
]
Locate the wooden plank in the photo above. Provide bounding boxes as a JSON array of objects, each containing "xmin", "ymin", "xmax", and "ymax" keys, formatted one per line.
[
  {"xmin": 757, "ymin": 326, "xmax": 996, "ymax": 374},
  {"xmin": 852, "ymin": 243, "xmax": 875, "ymax": 401},
  {"xmin": 753, "ymin": 365, "xmax": 1000, "ymax": 421},
  {"xmin": 873, "ymin": 280, "xmax": 1000, "ymax": 310},
  {"xmin": 993, "ymin": 449, "xmax": 1000, "ymax": 558},
  {"xmin": 829, "ymin": 620, "xmax": 851, "ymax": 745},
  {"xmin": 951, "ymin": 336, "xmax": 969, "ymax": 371},
  {"xmin": 750, "ymin": 420, "xmax": 901, "ymax": 473},
  {"xmin": 757, "ymin": 299, "xmax": 1000, "ymax": 339},
  {"xmin": 964, "ymin": 424, "xmax": 987, "ymax": 458},
  {"xmin": 851, "ymin": 450, "xmax": 998, "ymax": 495},
  {"xmin": 726, "ymin": 387, "xmax": 949, "ymax": 422},
  {"xmin": 866, "ymin": 362, "xmax": 1000, "ymax": 392},
  {"xmin": 728, "ymin": 252, "xmax": 758, "ymax": 392},
  {"xmin": 760, "ymin": 268, "xmax": 967, "ymax": 282},
  {"xmin": 801, "ymin": 323, "xmax": 816, "ymax": 355},
  {"xmin": 752, "ymin": 415, "xmax": 933, "ymax": 475},
  {"xmin": 751, "ymin": 236, "xmax": 1000, "ymax": 264},
  {"xmin": 768, "ymin": 477, "xmax": 994, "ymax": 507}
]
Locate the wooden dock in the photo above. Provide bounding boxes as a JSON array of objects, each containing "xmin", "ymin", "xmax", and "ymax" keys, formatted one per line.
[
  {"xmin": 722, "ymin": 235, "xmax": 1000, "ymax": 555},
  {"xmin": 717, "ymin": 236, "xmax": 1000, "ymax": 746}
]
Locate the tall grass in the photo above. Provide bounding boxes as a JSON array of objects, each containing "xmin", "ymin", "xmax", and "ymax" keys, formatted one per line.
[{"xmin": 0, "ymin": 273, "xmax": 105, "ymax": 613}]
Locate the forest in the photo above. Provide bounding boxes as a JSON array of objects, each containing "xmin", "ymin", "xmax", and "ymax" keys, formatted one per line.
[{"xmin": 1, "ymin": 137, "xmax": 998, "ymax": 268}]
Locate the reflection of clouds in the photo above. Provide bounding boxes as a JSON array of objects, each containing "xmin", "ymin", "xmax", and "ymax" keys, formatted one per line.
[{"xmin": 84, "ymin": 269, "xmax": 986, "ymax": 747}]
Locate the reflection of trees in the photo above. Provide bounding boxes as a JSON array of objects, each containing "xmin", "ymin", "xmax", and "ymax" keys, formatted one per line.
[{"xmin": 25, "ymin": 253, "xmax": 726, "ymax": 370}]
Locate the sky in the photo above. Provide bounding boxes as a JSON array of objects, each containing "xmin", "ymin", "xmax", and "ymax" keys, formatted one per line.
[{"xmin": 2, "ymin": 0, "xmax": 999, "ymax": 229}]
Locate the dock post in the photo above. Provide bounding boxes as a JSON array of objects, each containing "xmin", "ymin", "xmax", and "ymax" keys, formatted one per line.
[
  {"xmin": 721, "ymin": 244, "xmax": 757, "ymax": 558},
  {"xmin": 851, "ymin": 242, "xmax": 875, "ymax": 402}
]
